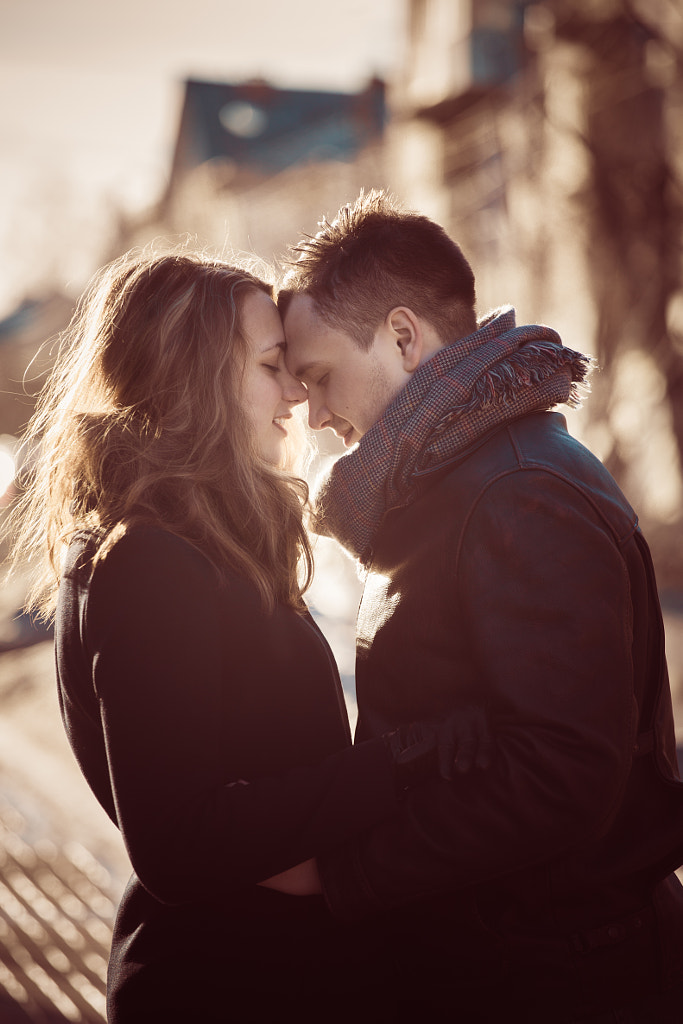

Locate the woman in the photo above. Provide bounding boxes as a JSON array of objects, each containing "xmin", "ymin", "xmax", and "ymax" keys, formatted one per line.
[{"xmin": 7, "ymin": 249, "xmax": 479, "ymax": 1022}]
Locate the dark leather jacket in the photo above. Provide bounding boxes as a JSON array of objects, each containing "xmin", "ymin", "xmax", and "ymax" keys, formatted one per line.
[{"xmin": 320, "ymin": 412, "xmax": 683, "ymax": 1018}]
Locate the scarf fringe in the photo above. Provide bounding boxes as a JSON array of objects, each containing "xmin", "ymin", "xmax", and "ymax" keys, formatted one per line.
[{"xmin": 459, "ymin": 343, "xmax": 593, "ymax": 416}]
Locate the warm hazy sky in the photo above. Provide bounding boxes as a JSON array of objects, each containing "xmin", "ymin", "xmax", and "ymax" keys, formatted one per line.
[{"xmin": 0, "ymin": 0, "xmax": 404, "ymax": 312}]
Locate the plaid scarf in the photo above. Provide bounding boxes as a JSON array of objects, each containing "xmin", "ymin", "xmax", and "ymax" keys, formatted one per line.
[{"xmin": 313, "ymin": 306, "xmax": 592, "ymax": 564}]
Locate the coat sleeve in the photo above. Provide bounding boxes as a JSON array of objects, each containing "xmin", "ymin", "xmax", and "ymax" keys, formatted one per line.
[
  {"xmin": 318, "ymin": 470, "xmax": 638, "ymax": 920},
  {"xmin": 83, "ymin": 528, "xmax": 399, "ymax": 905}
]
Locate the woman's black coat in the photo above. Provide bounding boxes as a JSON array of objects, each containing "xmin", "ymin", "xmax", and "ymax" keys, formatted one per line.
[{"xmin": 56, "ymin": 525, "xmax": 399, "ymax": 1022}]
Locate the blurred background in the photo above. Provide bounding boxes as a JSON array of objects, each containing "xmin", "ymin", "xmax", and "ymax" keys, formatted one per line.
[{"xmin": 0, "ymin": 0, "xmax": 682, "ymax": 1019}]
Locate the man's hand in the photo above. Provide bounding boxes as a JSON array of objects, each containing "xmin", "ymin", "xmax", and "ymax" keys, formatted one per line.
[{"xmin": 384, "ymin": 704, "xmax": 492, "ymax": 790}]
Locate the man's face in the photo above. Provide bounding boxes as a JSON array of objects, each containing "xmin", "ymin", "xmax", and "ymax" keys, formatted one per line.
[{"xmin": 283, "ymin": 293, "xmax": 404, "ymax": 447}]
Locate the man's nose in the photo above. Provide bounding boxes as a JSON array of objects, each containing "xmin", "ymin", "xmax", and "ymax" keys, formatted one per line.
[{"xmin": 307, "ymin": 397, "xmax": 330, "ymax": 432}]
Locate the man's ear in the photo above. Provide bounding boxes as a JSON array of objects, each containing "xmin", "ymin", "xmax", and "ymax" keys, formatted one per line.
[{"xmin": 386, "ymin": 307, "xmax": 423, "ymax": 373}]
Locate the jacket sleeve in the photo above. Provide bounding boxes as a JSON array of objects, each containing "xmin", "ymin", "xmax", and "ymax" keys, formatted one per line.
[
  {"xmin": 318, "ymin": 470, "xmax": 638, "ymax": 920},
  {"xmin": 83, "ymin": 528, "xmax": 399, "ymax": 905}
]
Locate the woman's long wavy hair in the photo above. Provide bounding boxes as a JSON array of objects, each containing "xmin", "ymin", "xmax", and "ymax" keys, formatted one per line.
[{"xmin": 7, "ymin": 247, "xmax": 313, "ymax": 619}]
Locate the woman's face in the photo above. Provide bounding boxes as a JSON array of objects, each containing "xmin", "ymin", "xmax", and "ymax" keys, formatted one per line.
[{"xmin": 241, "ymin": 289, "xmax": 307, "ymax": 465}]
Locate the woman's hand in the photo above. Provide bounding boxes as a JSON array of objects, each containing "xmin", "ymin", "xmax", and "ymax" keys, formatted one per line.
[{"xmin": 258, "ymin": 858, "xmax": 321, "ymax": 895}]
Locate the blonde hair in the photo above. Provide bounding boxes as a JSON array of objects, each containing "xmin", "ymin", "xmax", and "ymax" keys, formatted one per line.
[{"xmin": 7, "ymin": 247, "xmax": 313, "ymax": 619}]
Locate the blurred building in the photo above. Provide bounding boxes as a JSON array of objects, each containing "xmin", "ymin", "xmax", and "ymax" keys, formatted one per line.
[
  {"xmin": 388, "ymin": 0, "xmax": 543, "ymax": 313},
  {"xmin": 167, "ymin": 77, "xmax": 386, "ymax": 191},
  {"xmin": 0, "ymin": 296, "xmax": 73, "ymax": 441},
  {"xmin": 0, "ymin": 293, "xmax": 76, "ymax": 497}
]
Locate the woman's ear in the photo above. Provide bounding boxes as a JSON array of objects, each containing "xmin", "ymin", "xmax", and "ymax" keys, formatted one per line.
[{"xmin": 386, "ymin": 307, "xmax": 423, "ymax": 373}]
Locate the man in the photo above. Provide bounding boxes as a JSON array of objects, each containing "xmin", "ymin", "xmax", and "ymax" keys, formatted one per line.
[{"xmin": 279, "ymin": 190, "xmax": 683, "ymax": 1022}]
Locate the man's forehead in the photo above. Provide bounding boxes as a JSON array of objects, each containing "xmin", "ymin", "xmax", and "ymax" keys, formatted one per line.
[
  {"xmin": 283, "ymin": 295, "xmax": 323, "ymax": 374},
  {"xmin": 283, "ymin": 291, "xmax": 318, "ymax": 329}
]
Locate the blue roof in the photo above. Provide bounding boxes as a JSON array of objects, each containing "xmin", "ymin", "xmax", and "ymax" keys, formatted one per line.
[{"xmin": 171, "ymin": 77, "xmax": 386, "ymax": 179}]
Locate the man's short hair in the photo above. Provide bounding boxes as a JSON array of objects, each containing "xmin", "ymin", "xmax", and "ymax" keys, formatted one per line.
[{"xmin": 280, "ymin": 189, "xmax": 477, "ymax": 349}]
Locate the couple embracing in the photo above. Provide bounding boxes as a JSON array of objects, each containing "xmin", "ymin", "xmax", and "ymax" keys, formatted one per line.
[{"xmin": 9, "ymin": 190, "xmax": 683, "ymax": 1022}]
